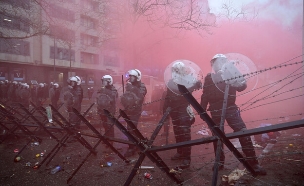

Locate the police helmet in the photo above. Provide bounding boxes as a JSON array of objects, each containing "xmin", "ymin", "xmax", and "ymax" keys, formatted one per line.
[
  {"xmin": 128, "ymin": 69, "xmax": 141, "ymax": 81},
  {"xmin": 101, "ymin": 75, "xmax": 113, "ymax": 85},
  {"xmin": 210, "ymin": 54, "xmax": 227, "ymax": 65},
  {"xmin": 171, "ymin": 61, "xmax": 185, "ymax": 74},
  {"xmin": 210, "ymin": 54, "xmax": 227, "ymax": 72},
  {"xmin": 54, "ymin": 83, "xmax": 59, "ymax": 88},
  {"xmin": 69, "ymin": 76, "xmax": 77, "ymax": 82},
  {"xmin": 75, "ymin": 76, "xmax": 81, "ymax": 85}
]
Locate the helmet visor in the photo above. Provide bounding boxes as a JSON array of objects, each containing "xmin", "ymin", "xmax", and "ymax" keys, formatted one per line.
[
  {"xmin": 129, "ymin": 75, "xmax": 137, "ymax": 83},
  {"xmin": 102, "ymin": 78, "xmax": 111, "ymax": 85}
]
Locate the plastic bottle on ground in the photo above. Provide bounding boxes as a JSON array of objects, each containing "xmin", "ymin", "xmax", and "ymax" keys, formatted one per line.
[
  {"xmin": 262, "ymin": 143, "xmax": 274, "ymax": 154},
  {"xmin": 50, "ymin": 166, "xmax": 61, "ymax": 174}
]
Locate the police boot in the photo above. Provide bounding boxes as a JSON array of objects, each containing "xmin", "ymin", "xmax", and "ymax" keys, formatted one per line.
[
  {"xmin": 238, "ymin": 135, "xmax": 266, "ymax": 175},
  {"xmin": 179, "ymin": 149, "xmax": 191, "ymax": 169},
  {"xmin": 247, "ymin": 158, "xmax": 267, "ymax": 176},
  {"xmin": 171, "ymin": 148, "xmax": 184, "ymax": 160},
  {"xmin": 179, "ymin": 159, "xmax": 191, "ymax": 169}
]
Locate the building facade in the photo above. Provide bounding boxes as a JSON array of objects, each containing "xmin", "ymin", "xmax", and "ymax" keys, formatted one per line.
[{"xmin": 0, "ymin": 0, "xmax": 123, "ymax": 89}]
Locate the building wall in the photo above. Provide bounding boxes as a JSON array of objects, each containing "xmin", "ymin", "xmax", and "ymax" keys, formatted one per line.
[{"xmin": 0, "ymin": 0, "xmax": 124, "ymax": 88}]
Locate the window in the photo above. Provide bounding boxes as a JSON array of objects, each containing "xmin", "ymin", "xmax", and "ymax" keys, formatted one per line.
[
  {"xmin": 80, "ymin": 15, "xmax": 97, "ymax": 29},
  {"xmin": 87, "ymin": 74, "xmax": 95, "ymax": 84},
  {"xmin": 58, "ymin": 48, "xmax": 63, "ymax": 59},
  {"xmin": 49, "ymin": 4, "xmax": 75, "ymax": 22},
  {"xmin": 77, "ymin": 75, "xmax": 86, "ymax": 84},
  {"xmin": 50, "ymin": 46, "xmax": 75, "ymax": 61},
  {"xmin": 13, "ymin": 68, "xmax": 24, "ymax": 81},
  {"xmin": 80, "ymin": 34, "xmax": 98, "ymax": 47},
  {"xmin": 0, "ymin": 38, "xmax": 30, "ymax": 56},
  {"xmin": 80, "ymin": 52, "xmax": 99, "ymax": 64},
  {"xmin": 0, "ymin": 67, "xmax": 8, "ymax": 80},
  {"xmin": 0, "ymin": 13, "xmax": 30, "ymax": 33}
]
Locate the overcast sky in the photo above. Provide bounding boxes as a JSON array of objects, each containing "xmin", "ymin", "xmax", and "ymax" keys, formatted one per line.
[{"xmin": 208, "ymin": 0, "xmax": 302, "ymax": 28}]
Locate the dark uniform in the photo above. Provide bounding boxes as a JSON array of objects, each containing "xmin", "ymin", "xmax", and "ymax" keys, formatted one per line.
[
  {"xmin": 97, "ymin": 84, "xmax": 118, "ymax": 141},
  {"xmin": 15, "ymin": 83, "xmax": 22, "ymax": 102},
  {"xmin": 201, "ymin": 72, "xmax": 266, "ymax": 174},
  {"xmin": 163, "ymin": 79, "xmax": 196, "ymax": 169},
  {"xmin": 1, "ymin": 81, "xmax": 9, "ymax": 102},
  {"xmin": 20, "ymin": 85, "xmax": 31, "ymax": 110},
  {"xmin": 63, "ymin": 77, "xmax": 83, "ymax": 128},
  {"xmin": 50, "ymin": 85, "xmax": 60, "ymax": 109},
  {"xmin": 121, "ymin": 77, "xmax": 147, "ymax": 157},
  {"xmin": 160, "ymin": 89, "xmax": 170, "ymax": 135},
  {"xmin": 30, "ymin": 83, "xmax": 38, "ymax": 106},
  {"xmin": 88, "ymin": 87, "xmax": 94, "ymax": 100},
  {"xmin": 70, "ymin": 84, "xmax": 83, "ymax": 127},
  {"xmin": 7, "ymin": 82, "xmax": 17, "ymax": 103},
  {"xmin": 36, "ymin": 84, "xmax": 45, "ymax": 107}
]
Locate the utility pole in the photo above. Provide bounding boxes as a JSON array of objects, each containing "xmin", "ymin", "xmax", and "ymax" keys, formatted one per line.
[
  {"xmin": 302, "ymin": 3, "xmax": 304, "ymax": 96},
  {"xmin": 54, "ymin": 37, "xmax": 56, "ymax": 82},
  {"xmin": 69, "ymin": 43, "xmax": 72, "ymax": 68}
]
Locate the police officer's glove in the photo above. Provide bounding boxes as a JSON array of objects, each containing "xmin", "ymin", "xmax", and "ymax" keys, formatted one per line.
[
  {"xmin": 125, "ymin": 82, "xmax": 133, "ymax": 91},
  {"xmin": 231, "ymin": 79, "xmax": 246, "ymax": 88}
]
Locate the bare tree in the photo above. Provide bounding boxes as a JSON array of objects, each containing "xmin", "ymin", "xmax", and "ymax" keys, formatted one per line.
[
  {"xmin": 99, "ymin": 0, "xmax": 217, "ymax": 70},
  {"xmin": 107, "ymin": 0, "xmax": 216, "ymax": 36},
  {"xmin": 218, "ymin": 0, "xmax": 258, "ymax": 22}
]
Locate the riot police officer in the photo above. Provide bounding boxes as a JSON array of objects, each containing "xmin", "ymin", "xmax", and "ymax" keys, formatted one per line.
[
  {"xmin": 87, "ymin": 87, "xmax": 94, "ymax": 100},
  {"xmin": 15, "ymin": 82, "xmax": 23, "ymax": 102},
  {"xmin": 163, "ymin": 61, "xmax": 201, "ymax": 169},
  {"xmin": 0, "ymin": 81, "xmax": 3, "ymax": 100},
  {"xmin": 121, "ymin": 69, "xmax": 147, "ymax": 157},
  {"xmin": 74, "ymin": 76, "xmax": 83, "ymax": 113},
  {"xmin": 30, "ymin": 81, "xmax": 38, "ymax": 106},
  {"xmin": 159, "ymin": 88, "xmax": 170, "ymax": 136},
  {"xmin": 64, "ymin": 77, "xmax": 83, "ymax": 129},
  {"xmin": 8, "ymin": 81, "xmax": 17, "ymax": 103},
  {"xmin": 200, "ymin": 54, "xmax": 266, "ymax": 175},
  {"xmin": 37, "ymin": 83, "xmax": 45, "ymax": 107},
  {"xmin": 97, "ymin": 75, "xmax": 118, "ymax": 145},
  {"xmin": 1, "ymin": 80, "xmax": 9, "ymax": 102},
  {"xmin": 20, "ymin": 83, "xmax": 31, "ymax": 110},
  {"xmin": 50, "ymin": 83, "xmax": 60, "ymax": 109}
]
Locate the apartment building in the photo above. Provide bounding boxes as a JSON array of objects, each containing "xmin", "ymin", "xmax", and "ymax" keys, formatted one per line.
[{"xmin": 0, "ymin": 0, "xmax": 123, "ymax": 87}]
